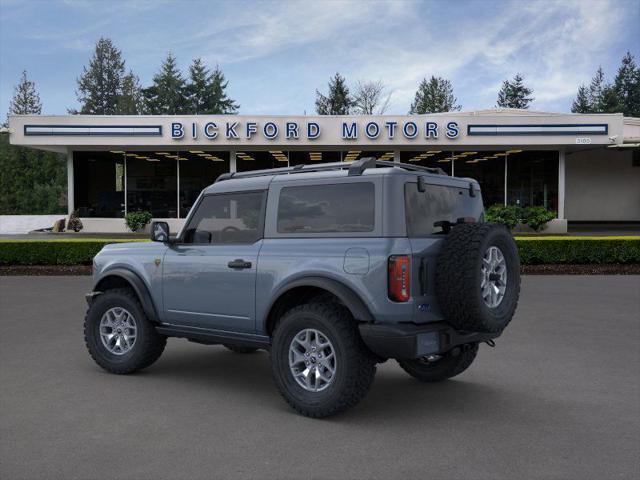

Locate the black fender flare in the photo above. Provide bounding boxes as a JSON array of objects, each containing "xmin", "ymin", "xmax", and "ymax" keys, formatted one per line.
[
  {"xmin": 265, "ymin": 276, "xmax": 374, "ymax": 325},
  {"xmin": 93, "ymin": 268, "xmax": 159, "ymax": 323}
]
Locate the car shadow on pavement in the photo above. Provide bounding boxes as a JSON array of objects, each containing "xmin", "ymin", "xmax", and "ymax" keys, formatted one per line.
[{"xmin": 136, "ymin": 343, "xmax": 532, "ymax": 423}]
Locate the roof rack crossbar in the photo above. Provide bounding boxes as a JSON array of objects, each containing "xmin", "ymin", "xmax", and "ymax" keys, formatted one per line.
[{"xmin": 215, "ymin": 157, "xmax": 446, "ymax": 182}]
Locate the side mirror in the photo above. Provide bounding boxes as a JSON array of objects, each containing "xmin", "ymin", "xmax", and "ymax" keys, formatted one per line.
[{"xmin": 151, "ymin": 221, "xmax": 170, "ymax": 242}]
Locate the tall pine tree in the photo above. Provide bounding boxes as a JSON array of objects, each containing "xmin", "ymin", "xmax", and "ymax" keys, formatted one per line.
[
  {"xmin": 315, "ymin": 73, "xmax": 353, "ymax": 115},
  {"xmin": 8, "ymin": 70, "xmax": 42, "ymax": 116},
  {"xmin": 143, "ymin": 53, "xmax": 188, "ymax": 114},
  {"xmin": 207, "ymin": 65, "xmax": 239, "ymax": 114},
  {"xmin": 185, "ymin": 59, "xmax": 239, "ymax": 114},
  {"xmin": 613, "ymin": 51, "xmax": 640, "ymax": 117},
  {"xmin": 409, "ymin": 76, "xmax": 460, "ymax": 114},
  {"xmin": 571, "ymin": 85, "xmax": 591, "ymax": 113},
  {"xmin": 1, "ymin": 72, "xmax": 66, "ymax": 214},
  {"xmin": 75, "ymin": 38, "xmax": 126, "ymax": 114},
  {"xmin": 116, "ymin": 71, "xmax": 144, "ymax": 115},
  {"xmin": 496, "ymin": 74, "xmax": 534, "ymax": 109}
]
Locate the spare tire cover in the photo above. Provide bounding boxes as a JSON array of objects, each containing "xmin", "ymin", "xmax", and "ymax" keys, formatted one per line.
[{"xmin": 435, "ymin": 223, "xmax": 520, "ymax": 333}]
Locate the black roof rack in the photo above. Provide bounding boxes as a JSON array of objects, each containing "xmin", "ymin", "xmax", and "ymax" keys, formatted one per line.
[{"xmin": 215, "ymin": 156, "xmax": 446, "ymax": 182}]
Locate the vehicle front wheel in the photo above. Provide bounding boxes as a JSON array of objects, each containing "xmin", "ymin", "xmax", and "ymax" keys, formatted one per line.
[
  {"xmin": 397, "ymin": 343, "xmax": 479, "ymax": 382},
  {"xmin": 270, "ymin": 302, "xmax": 376, "ymax": 418},
  {"xmin": 84, "ymin": 288, "xmax": 166, "ymax": 374}
]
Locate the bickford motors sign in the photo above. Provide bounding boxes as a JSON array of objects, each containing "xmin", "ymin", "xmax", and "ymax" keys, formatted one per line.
[{"xmin": 170, "ymin": 119, "xmax": 461, "ymax": 141}]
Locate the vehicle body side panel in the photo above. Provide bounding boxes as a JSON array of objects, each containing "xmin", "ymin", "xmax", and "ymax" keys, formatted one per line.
[{"xmin": 92, "ymin": 242, "xmax": 168, "ymax": 321}]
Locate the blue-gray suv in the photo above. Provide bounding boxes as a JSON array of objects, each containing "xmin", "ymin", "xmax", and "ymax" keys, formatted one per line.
[{"xmin": 85, "ymin": 158, "xmax": 520, "ymax": 417}]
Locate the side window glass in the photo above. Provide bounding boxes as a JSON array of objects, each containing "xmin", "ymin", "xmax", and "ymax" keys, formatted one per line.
[
  {"xmin": 183, "ymin": 191, "xmax": 265, "ymax": 244},
  {"xmin": 404, "ymin": 183, "xmax": 461, "ymax": 236},
  {"xmin": 277, "ymin": 183, "xmax": 375, "ymax": 234}
]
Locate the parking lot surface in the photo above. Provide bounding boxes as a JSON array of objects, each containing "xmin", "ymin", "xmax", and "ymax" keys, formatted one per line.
[{"xmin": 1, "ymin": 275, "xmax": 639, "ymax": 480}]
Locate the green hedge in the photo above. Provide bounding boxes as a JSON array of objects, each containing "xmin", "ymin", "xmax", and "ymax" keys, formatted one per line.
[
  {"xmin": 0, "ymin": 237, "xmax": 638, "ymax": 266},
  {"xmin": 515, "ymin": 237, "xmax": 640, "ymax": 264},
  {"xmin": 0, "ymin": 239, "xmax": 147, "ymax": 266}
]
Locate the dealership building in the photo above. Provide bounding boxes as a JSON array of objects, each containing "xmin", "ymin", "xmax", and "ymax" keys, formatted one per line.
[{"xmin": 7, "ymin": 109, "xmax": 640, "ymax": 233}]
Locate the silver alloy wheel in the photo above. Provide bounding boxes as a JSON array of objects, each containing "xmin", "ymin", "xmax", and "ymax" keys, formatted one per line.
[
  {"xmin": 481, "ymin": 245, "xmax": 508, "ymax": 308},
  {"xmin": 289, "ymin": 328, "xmax": 337, "ymax": 392},
  {"xmin": 99, "ymin": 307, "xmax": 137, "ymax": 355}
]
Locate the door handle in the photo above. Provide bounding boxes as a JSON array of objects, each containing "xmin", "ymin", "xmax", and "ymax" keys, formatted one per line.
[{"xmin": 228, "ymin": 259, "xmax": 252, "ymax": 269}]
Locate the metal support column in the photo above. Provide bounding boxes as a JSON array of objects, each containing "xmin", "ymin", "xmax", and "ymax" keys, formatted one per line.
[
  {"xmin": 558, "ymin": 149, "xmax": 566, "ymax": 219},
  {"xmin": 230, "ymin": 150, "xmax": 237, "ymax": 173},
  {"xmin": 66, "ymin": 149, "xmax": 74, "ymax": 216}
]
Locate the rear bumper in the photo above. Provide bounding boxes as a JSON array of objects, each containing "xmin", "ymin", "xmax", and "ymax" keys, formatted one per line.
[{"xmin": 359, "ymin": 322, "xmax": 500, "ymax": 359}]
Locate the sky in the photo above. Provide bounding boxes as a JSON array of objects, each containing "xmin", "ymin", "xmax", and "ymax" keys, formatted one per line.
[{"xmin": 0, "ymin": 0, "xmax": 638, "ymax": 117}]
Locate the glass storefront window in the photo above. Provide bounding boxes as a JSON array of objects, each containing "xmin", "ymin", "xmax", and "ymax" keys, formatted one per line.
[
  {"xmin": 343, "ymin": 150, "xmax": 394, "ymax": 163},
  {"xmin": 507, "ymin": 150, "xmax": 558, "ymax": 211},
  {"xmin": 73, "ymin": 151, "xmax": 125, "ymax": 218},
  {"xmin": 289, "ymin": 151, "xmax": 341, "ymax": 166},
  {"xmin": 452, "ymin": 151, "xmax": 506, "ymax": 207},
  {"xmin": 236, "ymin": 151, "xmax": 289, "ymax": 171},
  {"xmin": 178, "ymin": 151, "xmax": 230, "ymax": 217},
  {"xmin": 400, "ymin": 150, "xmax": 454, "ymax": 175},
  {"xmin": 126, "ymin": 152, "xmax": 177, "ymax": 218}
]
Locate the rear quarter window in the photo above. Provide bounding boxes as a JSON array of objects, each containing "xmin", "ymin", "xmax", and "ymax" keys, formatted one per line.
[
  {"xmin": 405, "ymin": 182, "xmax": 463, "ymax": 236},
  {"xmin": 277, "ymin": 182, "xmax": 375, "ymax": 234}
]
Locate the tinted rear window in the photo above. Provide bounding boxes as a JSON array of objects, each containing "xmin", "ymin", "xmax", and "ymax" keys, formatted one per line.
[
  {"xmin": 405, "ymin": 182, "xmax": 460, "ymax": 236},
  {"xmin": 277, "ymin": 183, "xmax": 375, "ymax": 234}
]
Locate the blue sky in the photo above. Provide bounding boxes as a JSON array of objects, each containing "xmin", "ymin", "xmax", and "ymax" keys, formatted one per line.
[{"xmin": 1, "ymin": 0, "xmax": 638, "ymax": 117}]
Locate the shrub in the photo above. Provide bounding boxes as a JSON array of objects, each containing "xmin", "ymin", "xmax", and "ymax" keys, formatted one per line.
[
  {"xmin": 485, "ymin": 204, "xmax": 521, "ymax": 229},
  {"xmin": 1, "ymin": 237, "xmax": 638, "ymax": 267},
  {"xmin": 515, "ymin": 237, "xmax": 640, "ymax": 264},
  {"xmin": 125, "ymin": 211, "xmax": 153, "ymax": 232},
  {"xmin": 0, "ymin": 239, "xmax": 147, "ymax": 265},
  {"xmin": 67, "ymin": 210, "xmax": 83, "ymax": 232},
  {"xmin": 485, "ymin": 204, "xmax": 556, "ymax": 231},
  {"xmin": 521, "ymin": 206, "xmax": 557, "ymax": 232}
]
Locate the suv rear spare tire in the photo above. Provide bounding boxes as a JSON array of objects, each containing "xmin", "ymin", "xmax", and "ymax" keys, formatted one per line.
[{"xmin": 435, "ymin": 223, "xmax": 520, "ymax": 333}]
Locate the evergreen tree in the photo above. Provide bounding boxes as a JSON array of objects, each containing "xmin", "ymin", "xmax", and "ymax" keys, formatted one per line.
[
  {"xmin": 207, "ymin": 65, "xmax": 239, "ymax": 114},
  {"xmin": 116, "ymin": 71, "xmax": 144, "ymax": 115},
  {"xmin": 587, "ymin": 67, "xmax": 607, "ymax": 112},
  {"xmin": 9, "ymin": 70, "xmax": 42, "ymax": 116},
  {"xmin": 496, "ymin": 74, "xmax": 534, "ymax": 109},
  {"xmin": 185, "ymin": 59, "xmax": 239, "ymax": 114},
  {"xmin": 613, "ymin": 51, "xmax": 640, "ymax": 117},
  {"xmin": 186, "ymin": 58, "xmax": 209, "ymax": 114},
  {"xmin": 143, "ymin": 53, "xmax": 188, "ymax": 114},
  {"xmin": 571, "ymin": 85, "xmax": 591, "ymax": 113},
  {"xmin": 315, "ymin": 73, "xmax": 353, "ymax": 115},
  {"xmin": 1, "ymin": 72, "xmax": 65, "ymax": 214},
  {"xmin": 75, "ymin": 37, "xmax": 126, "ymax": 114},
  {"xmin": 409, "ymin": 76, "xmax": 460, "ymax": 114}
]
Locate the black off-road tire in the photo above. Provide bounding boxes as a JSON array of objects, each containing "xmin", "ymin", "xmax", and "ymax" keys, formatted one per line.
[
  {"xmin": 84, "ymin": 288, "xmax": 166, "ymax": 374},
  {"xmin": 435, "ymin": 223, "xmax": 520, "ymax": 333},
  {"xmin": 397, "ymin": 343, "xmax": 479, "ymax": 382},
  {"xmin": 271, "ymin": 302, "xmax": 377, "ymax": 418},
  {"xmin": 223, "ymin": 344, "xmax": 259, "ymax": 354}
]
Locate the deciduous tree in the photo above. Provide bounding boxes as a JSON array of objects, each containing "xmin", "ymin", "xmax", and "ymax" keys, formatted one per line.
[{"xmin": 353, "ymin": 80, "xmax": 391, "ymax": 115}]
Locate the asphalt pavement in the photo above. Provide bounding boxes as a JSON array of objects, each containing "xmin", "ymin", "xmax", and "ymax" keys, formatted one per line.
[{"xmin": 0, "ymin": 275, "xmax": 639, "ymax": 480}]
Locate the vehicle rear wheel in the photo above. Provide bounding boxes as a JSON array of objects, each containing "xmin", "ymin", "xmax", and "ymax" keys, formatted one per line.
[
  {"xmin": 436, "ymin": 223, "xmax": 521, "ymax": 333},
  {"xmin": 84, "ymin": 288, "xmax": 166, "ymax": 374},
  {"xmin": 270, "ymin": 302, "xmax": 376, "ymax": 418},
  {"xmin": 397, "ymin": 343, "xmax": 479, "ymax": 382},
  {"xmin": 223, "ymin": 344, "xmax": 259, "ymax": 354}
]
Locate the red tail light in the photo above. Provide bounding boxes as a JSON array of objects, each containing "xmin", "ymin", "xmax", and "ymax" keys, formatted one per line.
[{"xmin": 388, "ymin": 255, "xmax": 410, "ymax": 302}]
